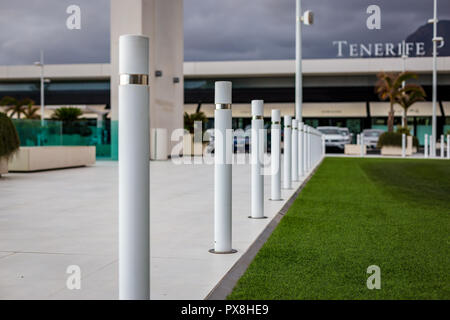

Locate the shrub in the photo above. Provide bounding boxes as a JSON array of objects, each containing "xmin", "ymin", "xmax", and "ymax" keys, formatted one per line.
[
  {"xmin": 0, "ymin": 112, "xmax": 20, "ymax": 159},
  {"xmin": 377, "ymin": 131, "xmax": 418, "ymax": 148},
  {"xmin": 396, "ymin": 126, "xmax": 411, "ymax": 136}
]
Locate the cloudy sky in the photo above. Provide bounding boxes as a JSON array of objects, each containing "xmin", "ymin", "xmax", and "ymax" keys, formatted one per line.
[{"xmin": 0, "ymin": 0, "xmax": 449, "ymax": 65}]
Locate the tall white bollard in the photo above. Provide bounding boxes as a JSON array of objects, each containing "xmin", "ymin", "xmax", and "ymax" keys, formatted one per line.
[
  {"xmin": 357, "ymin": 133, "xmax": 361, "ymax": 145},
  {"xmin": 119, "ymin": 35, "xmax": 150, "ymax": 300},
  {"xmin": 250, "ymin": 100, "xmax": 265, "ymax": 218},
  {"xmin": 298, "ymin": 122, "xmax": 304, "ymax": 178},
  {"xmin": 424, "ymin": 134, "xmax": 428, "ymax": 158},
  {"xmin": 402, "ymin": 133, "xmax": 406, "ymax": 158},
  {"xmin": 360, "ymin": 133, "xmax": 364, "ymax": 157},
  {"xmin": 291, "ymin": 120, "xmax": 299, "ymax": 181},
  {"xmin": 322, "ymin": 134, "xmax": 326, "ymax": 156},
  {"xmin": 440, "ymin": 134, "xmax": 444, "ymax": 158},
  {"xmin": 304, "ymin": 125, "xmax": 309, "ymax": 172},
  {"xmin": 428, "ymin": 135, "xmax": 436, "ymax": 157},
  {"xmin": 308, "ymin": 126, "xmax": 312, "ymax": 170},
  {"xmin": 283, "ymin": 115, "xmax": 292, "ymax": 189},
  {"xmin": 211, "ymin": 81, "xmax": 235, "ymax": 254},
  {"xmin": 303, "ymin": 124, "xmax": 307, "ymax": 174},
  {"xmin": 447, "ymin": 135, "xmax": 450, "ymax": 159},
  {"xmin": 270, "ymin": 110, "xmax": 282, "ymax": 201}
]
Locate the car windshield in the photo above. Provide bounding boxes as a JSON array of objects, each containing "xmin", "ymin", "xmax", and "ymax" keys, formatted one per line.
[
  {"xmin": 318, "ymin": 128, "xmax": 340, "ymax": 135},
  {"xmin": 364, "ymin": 131, "xmax": 382, "ymax": 137}
]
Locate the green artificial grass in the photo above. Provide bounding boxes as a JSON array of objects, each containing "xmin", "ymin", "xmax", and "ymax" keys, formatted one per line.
[{"xmin": 228, "ymin": 157, "xmax": 450, "ymax": 300}]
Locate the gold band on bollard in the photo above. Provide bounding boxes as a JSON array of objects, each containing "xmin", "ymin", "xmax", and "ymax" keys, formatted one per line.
[
  {"xmin": 285, "ymin": 125, "xmax": 291, "ymax": 128},
  {"xmin": 271, "ymin": 121, "xmax": 280, "ymax": 125},
  {"xmin": 215, "ymin": 103, "xmax": 232, "ymax": 110},
  {"xmin": 120, "ymin": 74, "xmax": 149, "ymax": 85},
  {"xmin": 253, "ymin": 115, "xmax": 263, "ymax": 120}
]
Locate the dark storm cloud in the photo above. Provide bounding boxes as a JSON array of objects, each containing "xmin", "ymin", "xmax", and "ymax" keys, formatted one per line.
[
  {"xmin": 0, "ymin": 0, "xmax": 109, "ymax": 65},
  {"xmin": 0, "ymin": 0, "xmax": 449, "ymax": 65},
  {"xmin": 184, "ymin": 0, "xmax": 450, "ymax": 61}
]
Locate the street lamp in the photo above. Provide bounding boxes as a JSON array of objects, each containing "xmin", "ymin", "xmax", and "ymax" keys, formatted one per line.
[
  {"xmin": 401, "ymin": 41, "xmax": 408, "ymax": 127},
  {"xmin": 295, "ymin": 0, "xmax": 313, "ymax": 122},
  {"xmin": 428, "ymin": 0, "xmax": 444, "ymax": 157},
  {"xmin": 34, "ymin": 50, "xmax": 45, "ymax": 126}
]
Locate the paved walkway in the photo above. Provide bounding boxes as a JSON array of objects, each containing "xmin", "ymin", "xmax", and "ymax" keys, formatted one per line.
[{"xmin": 0, "ymin": 156, "xmax": 319, "ymax": 299}]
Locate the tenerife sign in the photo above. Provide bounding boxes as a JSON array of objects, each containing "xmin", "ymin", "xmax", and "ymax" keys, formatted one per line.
[{"xmin": 332, "ymin": 41, "xmax": 426, "ymax": 58}]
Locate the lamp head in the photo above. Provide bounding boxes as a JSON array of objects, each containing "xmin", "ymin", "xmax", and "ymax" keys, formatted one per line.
[{"xmin": 303, "ymin": 10, "xmax": 314, "ymax": 25}]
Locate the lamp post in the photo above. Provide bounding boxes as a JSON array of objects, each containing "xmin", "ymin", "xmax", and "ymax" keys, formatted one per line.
[
  {"xmin": 295, "ymin": 0, "xmax": 313, "ymax": 121},
  {"xmin": 118, "ymin": 35, "xmax": 150, "ymax": 300},
  {"xmin": 428, "ymin": 0, "xmax": 444, "ymax": 157},
  {"xmin": 401, "ymin": 41, "xmax": 408, "ymax": 127},
  {"xmin": 34, "ymin": 50, "xmax": 45, "ymax": 126}
]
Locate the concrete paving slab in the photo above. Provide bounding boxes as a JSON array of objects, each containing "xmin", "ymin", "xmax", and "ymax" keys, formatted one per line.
[{"xmin": 0, "ymin": 156, "xmax": 320, "ymax": 299}]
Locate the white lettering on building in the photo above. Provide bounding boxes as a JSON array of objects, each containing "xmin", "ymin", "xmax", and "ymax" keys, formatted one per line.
[{"xmin": 332, "ymin": 41, "xmax": 426, "ymax": 58}]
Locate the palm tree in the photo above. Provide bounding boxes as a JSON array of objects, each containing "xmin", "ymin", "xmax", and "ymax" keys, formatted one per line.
[
  {"xmin": 0, "ymin": 96, "xmax": 35, "ymax": 119},
  {"xmin": 22, "ymin": 104, "xmax": 41, "ymax": 120},
  {"xmin": 375, "ymin": 72, "xmax": 418, "ymax": 132},
  {"xmin": 51, "ymin": 107, "xmax": 83, "ymax": 123},
  {"xmin": 397, "ymin": 84, "xmax": 426, "ymax": 127},
  {"xmin": 184, "ymin": 102, "xmax": 208, "ymax": 134}
]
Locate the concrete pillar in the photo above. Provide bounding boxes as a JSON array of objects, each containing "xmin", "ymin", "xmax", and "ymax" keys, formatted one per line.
[{"xmin": 110, "ymin": 0, "xmax": 184, "ymax": 160}]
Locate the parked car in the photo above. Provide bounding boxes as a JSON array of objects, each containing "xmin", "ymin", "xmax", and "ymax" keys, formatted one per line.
[
  {"xmin": 338, "ymin": 127, "xmax": 352, "ymax": 144},
  {"xmin": 207, "ymin": 123, "xmax": 272, "ymax": 153},
  {"xmin": 362, "ymin": 129, "xmax": 384, "ymax": 149},
  {"xmin": 317, "ymin": 126, "xmax": 349, "ymax": 151}
]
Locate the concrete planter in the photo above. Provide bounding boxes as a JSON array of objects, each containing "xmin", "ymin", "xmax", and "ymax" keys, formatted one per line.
[
  {"xmin": 381, "ymin": 146, "xmax": 413, "ymax": 156},
  {"xmin": 0, "ymin": 157, "xmax": 8, "ymax": 176},
  {"xmin": 183, "ymin": 133, "xmax": 205, "ymax": 156},
  {"xmin": 8, "ymin": 146, "xmax": 95, "ymax": 172},
  {"xmin": 381, "ymin": 136, "xmax": 414, "ymax": 156},
  {"xmin": 344, "ymin": 144, "xmax": 366, "ymax": 155}
]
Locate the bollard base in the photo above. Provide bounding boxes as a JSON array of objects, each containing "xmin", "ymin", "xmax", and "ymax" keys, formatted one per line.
[
  {"xmin": 248, "ymin": 216, "xmax": 268, "ymax": 219},
  {"xmin": 269, "ymin": 198, "xmax": 284, "ymax": 201},
  {"xmin": 209, "ymin": 249, "xmax": 237, "ymax": 254}
]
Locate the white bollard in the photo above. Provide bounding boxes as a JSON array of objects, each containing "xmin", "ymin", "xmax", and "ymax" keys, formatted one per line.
[
  {"xmin": 298, "ymin": 122, "xmax": 304, "ymax": 178},
  {"xmin": 440, "ymin": 134, "xmax": 444, "ymax": 158},
  {"xmin": 308, "ymin": 126, "xmax": 312, "ymax": 170},
  {"xmin": 402, "ymin": 133, "xmax": 406, "ymax": 158},
  {"xmin": 322, "ymin": 134, "xmax": 326, "ymax": 156},
  {"xmin": 250, "ymin": 100, "xmax": 265, "ymax": 219},
  {"xmin": 357, "ymin": 133, "xmax": 361, "ymax": 145},
  {"xmin": 211, "ymin": 81, "xmax": 235, "ymax": 254},
  {"xmin": 447, "ymin": 135, "xmax": 450, "ymax": 159},
  {"xmin": 429, "ymin": 135, "xmax": 433, "ymax": 158},
  {"xmin": 303, "ymin": 124, "xmax": 307, "ymax": 174},
  {"xmin": 304, "ymin": 125, "xmax": 309, "ymax": 172},
  {"xmin": 360, "ymin": 133, "xmax": 364, "ymax": 157},
  {"xmin": 283, "ymin": 115, "xmax": 292, "ymax": 189},
  {"xmin": 291, "ymin": 120, "xmax": 299, "ymax": 181},
  {"xmin": 424, "ymin": 134, "xmax": 428, "ymax": 158},
  {"xmin": 270, "ymin": 109, "xmax": 282, "ymax": 201},
  {"xmin": 119, "ymin": 35, "xmax": 150, "ymax": 300}
]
